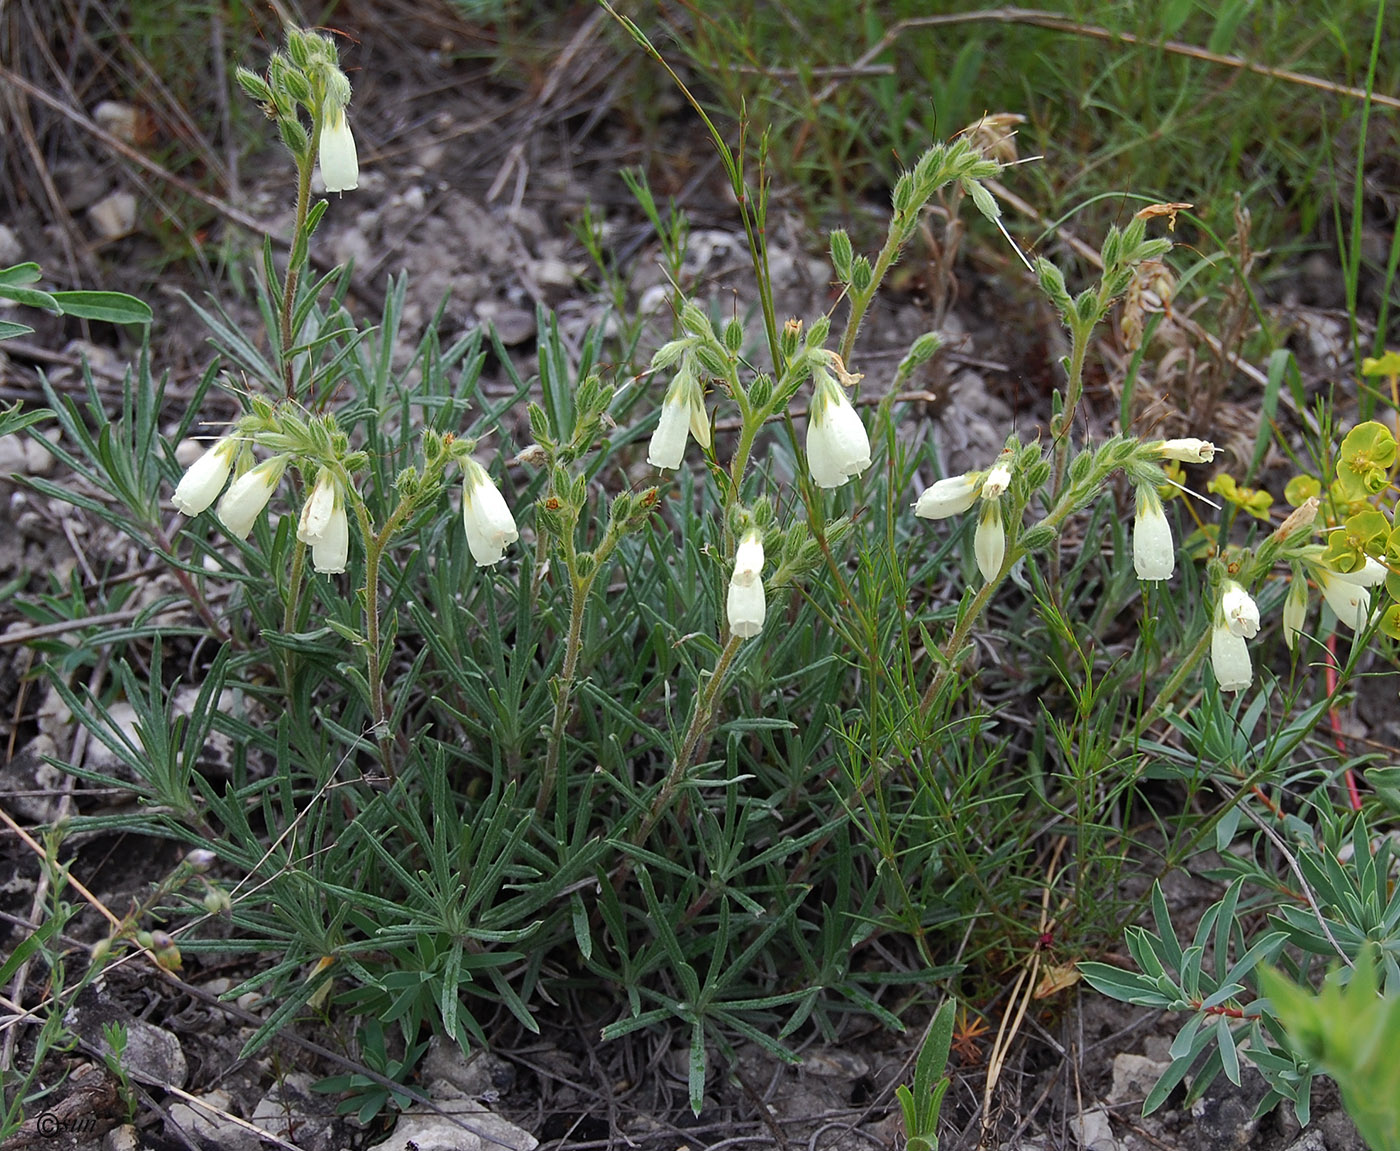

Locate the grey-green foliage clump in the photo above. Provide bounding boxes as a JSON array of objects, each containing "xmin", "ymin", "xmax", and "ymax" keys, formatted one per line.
[
  {"xmin": 4, "ymin": 10, "xmax": 1397, "ymax": 1145},
  {"xmin": 1081, "ymin": 816, "xmax": 1400, "ymax": 1136}
]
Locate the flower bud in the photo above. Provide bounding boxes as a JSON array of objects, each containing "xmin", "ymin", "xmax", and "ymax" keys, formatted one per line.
[
  {"xmin": 203, "ymin": 888, "xmax": 232, "ymax": 916},
  {"xmin": 1155, "ymin": 438, "xmax": 1217, "ymax": 464},
  {"xmin": 1283, "ymin": 573, "xmax": 1308, "ymax": 651},
  {"xmin": 184, "ymin": 848, "xmax": 216, "ymax": 872}
]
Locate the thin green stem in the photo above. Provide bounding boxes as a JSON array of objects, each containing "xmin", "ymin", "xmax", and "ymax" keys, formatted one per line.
[
  {"xmin": 918, "ymin": 461, "xmax": 1113, "ymax": 716},
  {"xmin": 538, "ymin": 570, "xmax": 593, "ymax": 816},
  {"xmin": 839, "ymin": 228, "xmax": 904, "ymax": 365},
  {"xmin": 353, "ymin": 491, "xmax": 417, "ymax": 783},
  {"xmin": 283, "ymin": 538, "xmax": 307, "ymax": 636},
  {"xmin": 280, "ymin": 536, "xmax": 309, "ymax": 688},
  {"xmin": 1050, "ymin": 324, "xmax": 1091, "ymax": 502},
  {"xmin": 634, "ymin": 633, "xmax": 745, "ymax": 847},
  {"xmin": 280, "ymin": 149, "xmax": 316, "ymax": 401}
]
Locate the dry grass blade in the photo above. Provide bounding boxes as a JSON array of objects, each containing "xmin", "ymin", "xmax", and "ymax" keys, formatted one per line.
[
  {"xmin": 818, "ymin": 6, "xmax": 1400, "ymax": 111},
  {"xmin": 979, "ymin": 837, "xmax": 1070, "ymax": 1147}
]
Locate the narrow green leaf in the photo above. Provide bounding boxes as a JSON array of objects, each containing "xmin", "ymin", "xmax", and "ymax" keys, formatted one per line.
[{"xmin": 50, "ymin": 290, "xmax": 152, "ymax": 325}]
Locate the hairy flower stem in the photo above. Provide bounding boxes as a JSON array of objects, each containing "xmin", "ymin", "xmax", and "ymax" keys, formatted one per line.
[
  {"xmin": 1130, "ymin": 625, "xmax": 1213, "ymax": 750},
  {"xmin": 354, "ymin": 496, "xmax": 414, "ymax": 783},
  {"xmin": 634, "ymin": 633, "xmax": 744, "ymax": 848},
  {"xmin": 1050, "ymin": 325, "xmax": 1090, "ymax": 503},
  {"xmin": 280, "ymin": 537, "xmax": 308, "ymax": 684},
  {"xmin": 537, "ymin": 570, "xmax": 593, "ymax": 816},
  {"xmin": 279, "ymin": 146, "xmax": 316, "ymax": 401},
  {"xmin": 839, "ymin": 228, "xmax": 904, "ymax": 365}
]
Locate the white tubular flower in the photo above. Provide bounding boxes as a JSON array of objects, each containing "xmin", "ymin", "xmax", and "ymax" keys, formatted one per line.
[
  {"xmin": 974, "ymin": 500, "xmax": 1005, "ymax": 583},
  {"xmin": 217, "ymin": 458, "xmax": 284, "ymax": 540},
  {"xmin": 727, "ymin": 529, "xmax": 766, "ymax": 639},
  {"xmin": 1156, "ymin": 438, "xmax": 1218, "ymax": 464},
  {"xmin": 647, "ymin": 391, "xmax": 690, "ymax": 470},
  {"xmin": 1133, "ymin": 485, "xmax": 1174, "ymax": 581},
  {"xmin": 296, "ymin": 469, "xmax": 349, "ymax": 574},
  {"xmin": 1282, "ymin": 573, "xmax": 1308, "ymax": 652},
  {"xmin": 318, "ymin": 103, "xmax": 358, "ymax": 193},
  {"xmin": 297, "ymin": 469, "xmax": 338, "ymax": 545},
  {"xmin": 461, "ymin": 458, "xmax": 518, "ymax": 567},
  {"xmin": 688, "ymin": 383, "xmax": 712, "ymax": 451},
  {"xmin": 981, "ymin": 464, "xmax": 1012, "ymax": 499},
  {"xmin": 1220, "ymin": 580, "xmax": 1260, "ymax": 638},
  {"xmin": 1316, "ymin": 569, "xmax": 1374, "ymax": 631},
  {"xmin": 732, "ymin": 528, "xmax": 764, "ymax": 586},
  {"xmin": 648, "ymin": 356, "xmax": 707, "ymax": 469},
  {"xmin": 807, "ymin": 369, "xmax": 871, "ymax": 489},
  {"xmin": 914, "ymin": 474, "xmax": 978, "ymax": 520},
  {"xmin": 1211, "ymin": 618, "xmax": 1253, "ymax": 693},
  {"xmin": 311, "ymin": 497, "xmax": 349, "ymax": 574},
  {"xmin": 173, "ymin": 438, "xmax": 238, "ymax": 516},
  {"xmin": 1211, "ymin": 580, "xmax": 1258, "ymax": 693}
]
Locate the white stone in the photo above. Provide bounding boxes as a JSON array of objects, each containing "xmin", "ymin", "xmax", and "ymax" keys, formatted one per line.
[
  {"xmin": 102, "ymin": 1124, "xmax": 141, "ymax": 1151},
  {"xmin": 93, "ymin": 101, "xmax": 141, "ymax": 144},
  {"xmin": 88, "ymin": 191, "xmax": 138, "ymax": 239},
  {"xmin": 1109, "ymin": 1052, "xmax": 1170, "ymax": 1105},
  {"xmin": 1070, "ymin": 1106, "xmax": 1122, "ymax": 1151},
  {"xmin": 111, "ymin": 1019, "xmax": 187, "ymax": 1089},
  {"xmin": 0, "ymin": 223, "xmax": 21, "ymax": 266},
  {"xmin": 165, "ymin": 1089, "xmax": 259, "ymax": 1151},
  {"xmin": 373, "ymin": 1093, "xmax": 536, "ymax": 1151}
]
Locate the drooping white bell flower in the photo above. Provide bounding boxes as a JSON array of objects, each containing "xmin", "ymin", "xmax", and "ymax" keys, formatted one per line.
[
  {"xmin": 974, "ymin": 500, "xmax": 1005, "ymax": 583},
  {"xmin": 318, "ymin": 103, "xmax": 358, "ymax": 193},
  {"xmin": 1133, "ymin": 485, "xmax": 1175, "ymax": 581},
  {"xmin": 311, "ymin": 497, "xmax": 349, "ymax": 574},
  {"xmin": 806, "ymin": 366, "xmax": 871, "ymax": 489},
  {"xmin": 297, "ymin": 469, "xmax": 338, "ymax": 545},
  {"xmin": 647, "ymin": 358, "xmax": 707, "ymax": 470},
  {"xmin": 173, "ymin": 438, "xmax": 238, "ymax": 516},
  {"xmin": 1211, "ymin": 618, "xmax": 1253, "ymax": 693},
  {"xmin": 461, "ymin": 458, "xmax": 518, "ymax": 567},
  {"xmin": 913, "ymin": 473, "xmax": 978, "ymax": 520},
  {"xmin": 216, "ymin": 458, "xmax": 286, "ymax": 540},
  {"xmin": 1210, "ymin": 580, "xmax": 1259, "ymax": 693},
  {"xmin": 296, "ymin": 469, "xmax": 349, "ymax": 574},
  {"xmin": 1220, "ymin": 579, "xmax": 1260, "ymax": 638},
  {"xmin": 727, "ymin": 528, "xmax": 766, "ymax": 639}
]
